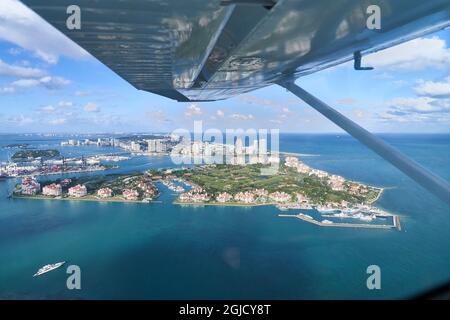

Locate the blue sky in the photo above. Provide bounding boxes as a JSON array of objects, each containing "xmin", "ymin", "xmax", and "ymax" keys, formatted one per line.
[{"xmin": 1, "ymin": 0, "xmax": 450, "ymax": 134}]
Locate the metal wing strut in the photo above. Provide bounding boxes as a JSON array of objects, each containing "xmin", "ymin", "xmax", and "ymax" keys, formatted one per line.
[{"xmin": 277, "ymin": 79, "xmax": 450, "ymax": 207}]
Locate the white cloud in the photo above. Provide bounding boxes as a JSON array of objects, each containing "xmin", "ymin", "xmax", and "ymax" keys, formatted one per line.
[
  {"xmin": 11, "ymin": 78, "xmax": 38, "ymax": 87},
  {"xmin": 58, "ymin": 101, "xmax": 73, "ymax": 107},
  {"xmin": 6, "ymin": 114, "xmax": 34, "ymax": 125},
  {"xmin": 415, "ymin": 77, "xmax": 450, "ymax": 97},
  {"xmin": 8, "ymin": 47, "xmax": 22, "ymax": 56},
  {"xmin": 73, "ymin": 90, "xmax": 90, "ymax": 96},
  {"xmin": 210, "ymin": 109, "xmax": 225, "ymax": 120},
  {"xmin": 0, "ymin": 86, "xmax": 15, "ymax": 94},
  {"xmin": 239, "ymin": 94, "xmax": 299, "ymax": 113},
  {"xmin": 0, "ymin": 0, "xmax": 90, "ymax": 64},
  {"xmin": 366, "ymin": 37, "xmax": 450, "ymax": 71},
  {"xmin": 230, "ymin": 113, "xmax": 254, "ymax": 120},
  {"xmin": 184, "ymin": 104, "xmax": 202, "ymax": 117},
  {"xmin": 378, "ymin": 96, "xmax": 450, "ymax": 123},
  {"xmin": 388, "ymin": 97, "xmax": 442, "ymax": 113},
  {"xmin": 38, "ymin": 102, "xmax": 73, "ymax": 114},
  {"xmin": 353, "ymin": 109, "xmax": 365, "ymax": 119},
  {"xmin": 12, "ymin": 76, "xmax": 71, "ymax": 89},
  {"xmin": 145, "ymin": 110, "xmax": 171, "ymax": 123},
  {"xmin": 0, "ymin": 59, "xmax": 46, "ymax": 77},
  {"xmin": 336, "ymin": 97, "xmax": 357, "ymax": 106},
  {"xmin": 39, "ymin": 105, "xmax": 56, "ymax": 113},
  {"xmin": 48, "ymin": 118, "xmax": 67, "ymax": 125},
  {"xmin": 239, "ymin": 95, "xmax": 279, "ymax": 107},
  {"xmin": 84, "ymin": 102, "xmax": 100, "ymax": 113},
  {"xmin": 39, "ymin": 76, "xmax": 71, "ymax": 89},
  {"xmin": 269, "ymin": 119, "xmax": 283, "ymax": 124}
]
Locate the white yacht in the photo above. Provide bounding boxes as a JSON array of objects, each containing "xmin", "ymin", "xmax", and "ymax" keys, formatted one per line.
[{"xmin": 33, "ymin": 261, "xmax": 65, "ymax": 277}]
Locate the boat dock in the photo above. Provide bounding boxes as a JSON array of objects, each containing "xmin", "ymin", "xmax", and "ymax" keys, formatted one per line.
[
  {"xmin": 278, "ymin": 213, "xmax": 401, "ymax": 231},
  {"xmin": 393, "ymin": 215, "xmax": 402, "ymax": 231}
]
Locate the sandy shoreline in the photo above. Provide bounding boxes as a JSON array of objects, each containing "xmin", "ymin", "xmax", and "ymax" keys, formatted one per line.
[
  {"xmin": 12, "ymin": 194, "xmax": 155, "ymax": 204},
  {"xmin": 175, "ymin": 201, "xmax": 278, "ymax": 207},
  {"xmin": 369, "ymin": 188, "xmax": 384, "ymax": 204},
  {"xmin": 7, "ymin": 167, "xmax": 113, "ymax": 179}
]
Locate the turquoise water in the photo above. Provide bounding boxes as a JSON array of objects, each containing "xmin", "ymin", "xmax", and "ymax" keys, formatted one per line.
[{"xmin": 0, "ymin": 133, "xmax": 450, "ymax": 299}]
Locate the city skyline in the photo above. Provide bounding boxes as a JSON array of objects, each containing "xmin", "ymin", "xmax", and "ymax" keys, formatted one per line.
[{"xmin": 1, "ymin": 0, "xmax": 450, "ymax": 134}]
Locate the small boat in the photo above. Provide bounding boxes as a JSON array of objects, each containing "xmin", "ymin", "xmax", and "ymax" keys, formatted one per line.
[
  {"xmin": 340, "ymin": 208, "xmax": 360, "ymax": 215},
  {"xmin": 33, "ymin": 261, "xmax": 65, "ymax": 277},
  {"xmin": 317, "ymin": 207, "xmax": 339, "ymax": 214}
]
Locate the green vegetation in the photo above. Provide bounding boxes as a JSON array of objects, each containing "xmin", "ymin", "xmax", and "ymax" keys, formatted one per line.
[
  {"xmin": 170, "ymin": 164, "xmax": 381, "ymax": 205},
  {"xmin": 15, "ymin": 163, "xmax": 380, "ymax": 207},
  {"xmin": 75, "ymin": 173, "xmax": 157, "ymax": 199},
  {"xmin": 12, "ymin": 149, "xmax": 60, "ymax": 160}
]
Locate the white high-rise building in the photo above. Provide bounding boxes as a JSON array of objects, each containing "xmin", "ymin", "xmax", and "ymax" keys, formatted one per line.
[
  {"xmin": 147, "ymin": 139, "xmax": 157, "ymax": 152},
  {"xmin": 192, "ymin": 141, "xmax": 202, "ymax": 155},
  {"xmin": 252, "ymin": 139, "xmax": 259, "ymax": 155},
  {"xmin": 68, "ymin": 139, "xmax": 78, "ymax": 146},
  {"xmin": 236, "ymin": 156, "xmax": 246, "ymax": 165},
  {"xmin": 203, "ymin": 143, "xmax": 212, "ymax": 157},
  {"xmin": 131, "ymin": 141, "xmax": 141, "ymax": 152},
  {"xmin": 259, "ymin": 138, "xmax": 267, "ymax": 155},
  {"xmin": 235, "ymin": 138, "xmax": 244, "ymax": 155},
  {"xmin": 156, "ymin": 140, "xmax": 167, "ymax": 153}
]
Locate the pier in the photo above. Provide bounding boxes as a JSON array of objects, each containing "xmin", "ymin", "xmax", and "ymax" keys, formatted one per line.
[
  {"xmin": 393, "ymin": 215, "xmax": 402, "ymax": 231},
  {"xmin": 278, "ymin": 213, "xmax": 401, "ymax": 231}
]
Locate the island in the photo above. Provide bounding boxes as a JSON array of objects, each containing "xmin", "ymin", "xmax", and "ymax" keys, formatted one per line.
[
  {"xmin": 12, "ymin": 155, "xmax": 401, "ymax": 230},
  {"xmin": 164, "ymin": 158, "xmax": 382, "ymax": 210},
  {"xmin": 12, "ymin": 149, "xmax": 60, "ymax": 160},
  {"xmin": 162, "ymin": 158, "xmax": 399, "ymax": 230},
  {"xmin": 13, "ymin": 173, "xmax": 159, "ymax": 203},
  {"xmin": 2, "ymin": 150, "xmax": 120, "ymax": 177}
]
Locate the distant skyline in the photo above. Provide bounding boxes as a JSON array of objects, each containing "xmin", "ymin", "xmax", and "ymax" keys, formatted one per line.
[{"xmin": 1, "ymin": 0, "xmax": 450, "ymax": 134}]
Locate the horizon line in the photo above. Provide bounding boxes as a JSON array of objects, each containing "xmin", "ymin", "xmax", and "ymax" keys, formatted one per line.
[{"xmin": 1, "ymin": 131, "xmax": 450, "ymax": 135}]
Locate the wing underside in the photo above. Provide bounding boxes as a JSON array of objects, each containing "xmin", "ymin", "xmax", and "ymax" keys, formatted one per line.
[{"xmin": 21, "ymin": 0, "xmax": 450, "ymax": 101}]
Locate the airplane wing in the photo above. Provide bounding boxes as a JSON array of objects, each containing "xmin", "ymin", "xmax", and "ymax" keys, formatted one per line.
[{"xmin": 20, "ymin": 0, "xmax": 450, "ymax": 102}]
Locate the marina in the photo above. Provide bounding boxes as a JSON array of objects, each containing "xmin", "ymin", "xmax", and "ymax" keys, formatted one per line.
[{"xmin": 278, "ymin": 213, "xmax": 401, "ymax": 231}]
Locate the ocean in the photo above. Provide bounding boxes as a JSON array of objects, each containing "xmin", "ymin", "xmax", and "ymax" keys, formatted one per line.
[{"xmin": 0, "ymin": 133, "xmax": 449, "ymax": 299}]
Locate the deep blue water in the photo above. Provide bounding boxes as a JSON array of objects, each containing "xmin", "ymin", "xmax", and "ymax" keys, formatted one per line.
[{"xmin": 0, "ymin": 133, "xmax": 449, "ymax": 299}]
